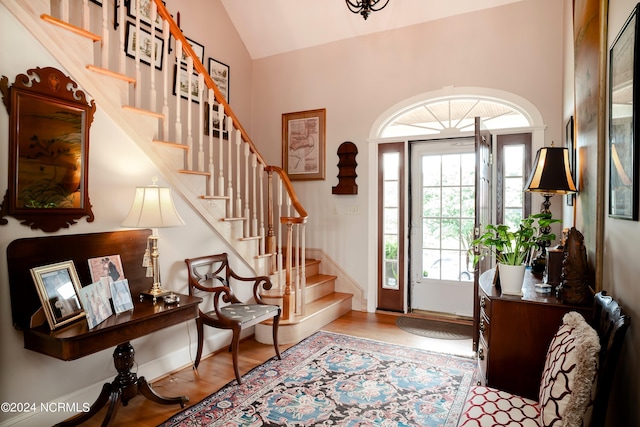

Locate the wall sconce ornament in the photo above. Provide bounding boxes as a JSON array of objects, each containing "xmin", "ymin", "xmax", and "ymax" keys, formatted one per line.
[
  {"xmin": 0, "ymin": 67, "xmax": 95, "ymax": 232},
  {"xmin": 332, "ymin": 141, "xmax": 358, "ymax": 195}
]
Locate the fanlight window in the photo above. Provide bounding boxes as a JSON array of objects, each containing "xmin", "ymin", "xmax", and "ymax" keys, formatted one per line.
[{"xmin": 381, "ymin": 98, "xmax": 530, "ymax": 138}]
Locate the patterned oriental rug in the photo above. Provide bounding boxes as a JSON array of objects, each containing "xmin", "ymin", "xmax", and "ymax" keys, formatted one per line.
[{"xmin": 159, "ymin": 331, "xmax": 476, "ymax": 427}]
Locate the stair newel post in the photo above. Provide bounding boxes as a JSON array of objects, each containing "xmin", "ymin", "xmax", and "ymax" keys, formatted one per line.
[
  {"xmin": 243, "ymin": 143, "xmax": 250, "ymax": 236},
  {"xmin": 197, "ymin": 73, "xmax": 205, "ymax": 171},
  {"xmin": 207, "ymin": 89, "xmax": 215, "ymax": 196},
  {"xmin": 266, "ymin": 170, "xmax": 276, "ymax": 269},
  {"xmin": 259, "ymin": 164, "xmax": 266, "ymax": 255},
  {"xmin": 174, "ymin": 39, "xmax": 182, "ymax": 145},
  {"xmin": 149, "ymin": 1, "xmax": 157, "ymax": 111},
  {"xmin": 161, "ymin": 20, "xmax": 170, "ymax": 139},
  {"xmin": 118, "ymin": 0, "xmax": 127, "ymax": 74},
  {"xmin": 283, "ymin": 223, "xmax": 294, "ymax": 320},
  {"xmin": 134, "ymin": 0, "xmax": 141, "ymax": 108},
  {"xmin": 235, "ymin": 130, "xmax": 242, "ymax": 218},
  {"xmin": 186, "ymin": 56, "xmax": 194, "ymax": 170},
  {"xmin": 277, "ymin": 179, "xmax": 284, "ymax": 290},
  {"xmin": 100, "ymin": 0, "xmax": 109, "ymax": 69}
]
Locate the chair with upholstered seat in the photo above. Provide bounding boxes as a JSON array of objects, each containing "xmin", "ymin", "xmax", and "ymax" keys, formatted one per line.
[
  {"xmin": 185, "ymin": 253, "xmax": 281, "ymax": 384},
  {"xmin": 457, "ymin": 291, "xmax": 630, "ymax": 427}
]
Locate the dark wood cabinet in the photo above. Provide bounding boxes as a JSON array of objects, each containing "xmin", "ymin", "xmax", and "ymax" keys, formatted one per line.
[{"xmin": 477, "ymin": 269, "xmax": 592, "ymax": 400}]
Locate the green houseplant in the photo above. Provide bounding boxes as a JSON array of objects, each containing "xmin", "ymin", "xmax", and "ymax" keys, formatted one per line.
[{"xmin": 472, "ymin": 213, "xmax": 560, "ymax": 295}]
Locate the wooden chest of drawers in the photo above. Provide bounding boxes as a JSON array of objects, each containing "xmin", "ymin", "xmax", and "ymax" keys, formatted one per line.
[{"xmin": 477, "ymin": 269, "xmax": 593, "ymax": 400}]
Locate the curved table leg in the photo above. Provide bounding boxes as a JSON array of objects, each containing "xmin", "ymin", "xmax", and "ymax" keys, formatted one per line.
[
  {"xmin": 139, "ymin": 376, "xmax": 189, "ymax": 407},
  {"xmin": 54, "ymin": 342, "xmax": 188, "ymax": 426}
]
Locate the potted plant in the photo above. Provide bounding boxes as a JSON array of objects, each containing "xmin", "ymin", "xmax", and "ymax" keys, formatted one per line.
[{"xmin": 472, "ymin": 213, "xmax": 560, "ymax": 295}]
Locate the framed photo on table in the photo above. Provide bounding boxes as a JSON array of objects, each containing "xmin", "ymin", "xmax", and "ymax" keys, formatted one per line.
[
  {"xmin": 30, "ymin": 261, "xmax": 84, "ymax": 330},
  {"xmin": 608, "ymin": 4, "xmax": 640, "ymax": 220},
  {"xmin": 282, "ymin": 109, "xmax": 326, "ymax": 180}
]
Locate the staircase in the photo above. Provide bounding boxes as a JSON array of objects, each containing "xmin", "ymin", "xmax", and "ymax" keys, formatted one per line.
[{"xmin": 3, "ymin": 0, "xmax": 353, "ymax": 344}]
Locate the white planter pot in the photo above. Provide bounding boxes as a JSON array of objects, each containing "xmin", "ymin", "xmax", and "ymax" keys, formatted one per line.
[{"xmin": 497, "ymin": 263, "xmax": 525, "ymax": 296}]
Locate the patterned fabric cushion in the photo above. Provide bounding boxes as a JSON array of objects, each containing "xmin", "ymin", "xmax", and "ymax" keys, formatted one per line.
[
  {"xmin": 214, "ymin": 304, "xmax": 279, "ymax": 324},
  {"xmin": 538, "ymin": 311, "xmax": 600, "ymax": 427},
  {"xmin": 457, "ymin": 386, "xmax": 540, "ymax": 426}
]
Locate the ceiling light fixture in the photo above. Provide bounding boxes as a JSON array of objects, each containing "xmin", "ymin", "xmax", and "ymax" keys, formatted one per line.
[{"xmin": 346, "ymin": 0, "xmax": 390, "ymax": 20}]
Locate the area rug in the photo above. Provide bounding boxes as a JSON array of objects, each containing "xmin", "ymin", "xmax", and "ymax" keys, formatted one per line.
[
  {"xmin": 159, "ymin": 331, "xmax": 476, "ymax": 427},
  {"xmin": 396, "ymin": 317, "xmax": 473, "ymax": 340}
]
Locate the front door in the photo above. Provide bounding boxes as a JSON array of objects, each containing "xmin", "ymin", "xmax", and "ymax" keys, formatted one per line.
[{"xmin": 409, "ymin": 139, "xmax": 476, "ymax": 317}]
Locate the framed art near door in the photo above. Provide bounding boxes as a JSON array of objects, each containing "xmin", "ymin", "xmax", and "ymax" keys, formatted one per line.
[{"xmin": 282, "ymin": 109, "xmax": 326, "ymax": 180}]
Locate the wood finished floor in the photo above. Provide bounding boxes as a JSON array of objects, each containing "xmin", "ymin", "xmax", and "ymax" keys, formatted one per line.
[{"xmin": 76, "ymin": 311, "xmax": 474, "ymax": 426}]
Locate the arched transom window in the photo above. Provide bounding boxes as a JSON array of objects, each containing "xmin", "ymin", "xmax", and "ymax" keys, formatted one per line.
[{"xmin": 380, "ymin": 97, "xmax": 531, "ymax": 138}]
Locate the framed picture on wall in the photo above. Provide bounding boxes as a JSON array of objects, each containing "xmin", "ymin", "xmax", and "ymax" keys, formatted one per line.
[
  {"xmin": 124, "ymin": 22, "xmax": 164, "ymax": 69},
  {"xmin": 208, "ymin": 58, "xmax": 230, "ymax": 103},
  {"xmin": 126, "ymin": 0, "xmax": 164, "ymax": 27},
  {"xmin": 608, "ymin": 4, "xmax": 639, "ymax": 220},
  {"xmin": 282, "ymin": 109, "xmax": 326, "ymax": 180},
  {"xmin": 173, "ymin": 65, "xmax": 201, "ymax": 102}
]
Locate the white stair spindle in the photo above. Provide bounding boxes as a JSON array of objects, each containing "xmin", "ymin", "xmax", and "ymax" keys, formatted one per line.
[
  {"xmin": 251, "ymin": 153, "xmax": 258, "ymax": 237},
  {"xmin": 235, "ymin": 129, "xmax": 242, "ymax": 218},
  {"xmin": 82, "ymin": 0, "xmax": 89, "ymax": 31},
  {"xmin": 208, "ymin": 89, "xmax": 215, "ymax": 196},
  {"xmin": 161, "ymin": 20, "xmax": 170, "ymax": 140},
  {"xmin": 149, "ymin": 2, "xmax": 157, "ymax": 111},
  {"xmin": 300, "ymin": 223, "xmax": 306, "ymax": 315},
  {"xmin": 174, "ymin": 39, "xmax": 182, "ymax": 145},
  {"xmin": 186, "ymin": 57, "xmax": 193, "ymax": 170},
  {"xmin": 118, "ymin": 0, "xmax": 126, "ymax": 74},
  {"xmin": 61, "ymin": 0, "xmax": 69, "ymax": 22},
  {"xmin": 259, "ymin": 164, "xmax": 265, "ymax": 254},
  {"xmin": 101, "ymin": 0, "xmax": 109, "ymax": 69},
  {"xmin": 243, "ymin": 144, "xmax": 250, "ymax": 236},
  {"xmin": 226, "ymin": 116, "xmax": 234, "ymax": 216},
  {"xmin": 198, "ymin": 73, "xmax": 205, "ymax": 171},
  {"xmin": 134, "ymin": 0, "xmax": 141, "ymax": 107},
  {"xmin": 218, "ymin": 106, "xmax": 225, "ymax": 197}
]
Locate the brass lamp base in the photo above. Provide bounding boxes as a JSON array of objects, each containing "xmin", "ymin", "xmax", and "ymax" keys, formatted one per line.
[{"xmin": 139, "ymin": 285, "xmax": 172, "ymax": 303}]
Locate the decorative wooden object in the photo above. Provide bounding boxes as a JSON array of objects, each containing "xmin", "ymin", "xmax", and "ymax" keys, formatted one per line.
[
  {"xmin": 557, "ymin": 227, "xmax": 593, "ymax": 305},
  {"xmin": 332, "ymin": 141, "xmax": 358, "ymax": 195},
  {"xmin": 0, "ymin": 67, "xmax": 95, "ymax": 232}
]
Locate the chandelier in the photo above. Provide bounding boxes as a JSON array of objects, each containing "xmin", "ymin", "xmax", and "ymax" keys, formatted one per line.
[{"xmin": 345, "ymin": 0, "xmax": 390, "ymax": 20}]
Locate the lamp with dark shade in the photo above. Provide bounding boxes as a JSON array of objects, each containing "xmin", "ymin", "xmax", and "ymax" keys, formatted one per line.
[
  {"xmin": 524, "ymin": 144, "xmax": 577, "ymax": 272},
  {"xmin": 121, "ymin": 177, "xmax": 184, "ymax": 302}
]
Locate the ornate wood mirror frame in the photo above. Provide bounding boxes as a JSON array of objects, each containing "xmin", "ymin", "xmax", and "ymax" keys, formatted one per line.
[{"xmin": 0, "ymin": 67, "xmax": 95, "ymax": 232}]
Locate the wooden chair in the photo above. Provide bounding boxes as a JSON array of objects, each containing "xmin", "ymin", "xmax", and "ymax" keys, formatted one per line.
[
  {"xmin": 185, "ymin": 253, "xmax": 281, "ymax": 384},
  {"xmin": 457, "ymin": 291, "xmax": 630, "ymax": 426}
]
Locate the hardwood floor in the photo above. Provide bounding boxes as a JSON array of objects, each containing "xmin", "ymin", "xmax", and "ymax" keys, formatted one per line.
[{"xmin": 76, "ymin": 311, "xmax": 474, "ymax": 426}]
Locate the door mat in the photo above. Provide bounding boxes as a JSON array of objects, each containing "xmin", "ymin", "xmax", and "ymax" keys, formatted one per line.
[{"xmin": 396, "ymin": 316, "xmax": 473, "ymax": 340}]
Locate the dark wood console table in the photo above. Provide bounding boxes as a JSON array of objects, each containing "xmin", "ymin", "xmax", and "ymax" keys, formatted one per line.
[
  {"xmin": 7, "ymin": 230, "xmax": 202, "ymax": 426},
  {"xmin": 477, "ymin": 268, "xmax": 593, "ymax": 400}
]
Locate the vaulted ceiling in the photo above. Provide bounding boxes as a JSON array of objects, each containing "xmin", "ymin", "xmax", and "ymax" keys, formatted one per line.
[{"xmin": 220, "ymin": 0, "xmax": 525, "ymax": 59}]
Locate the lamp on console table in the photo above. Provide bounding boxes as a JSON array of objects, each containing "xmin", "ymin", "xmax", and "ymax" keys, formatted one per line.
[
  {"xmin": 121, "ymin": 177, "xmax": 184, "ymax": 302},
  {"xmin": 524, "ymin": 143, "xmax": 577, "ymax": 274}
]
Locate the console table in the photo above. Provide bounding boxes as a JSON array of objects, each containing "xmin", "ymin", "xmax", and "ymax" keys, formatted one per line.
[
  {"xmin": 7, "ymin": 230, "xmax": 202, "ymax": 426},
  {"xmin": 477, "ymin": 268, "xmax": 593, "ymax": 400}
]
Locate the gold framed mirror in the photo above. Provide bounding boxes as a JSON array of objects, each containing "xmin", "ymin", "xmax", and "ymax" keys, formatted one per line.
[{"xmin": 0, "ymin": 67, "xmax": 95, "ymax": 232}]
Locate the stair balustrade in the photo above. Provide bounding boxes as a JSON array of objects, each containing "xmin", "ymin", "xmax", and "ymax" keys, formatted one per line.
[{"xmin": 23, "ymin": 0, "xmax": 308, "ymax": 320}]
